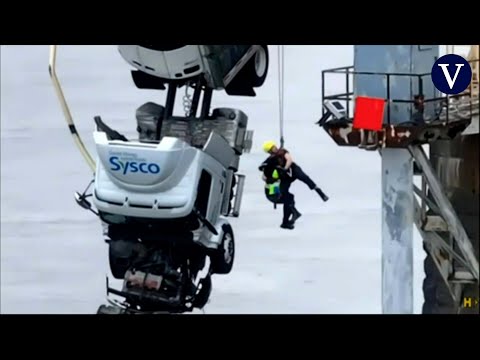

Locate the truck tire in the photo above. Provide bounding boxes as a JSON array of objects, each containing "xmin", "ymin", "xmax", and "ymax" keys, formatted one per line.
[
  {"xmin": 245, "ymin": 45, "xmax": 269, "ymax": 87},
  {"xmin": 210, "ymin": 224, "xmax": 235, "ymax": 274}
]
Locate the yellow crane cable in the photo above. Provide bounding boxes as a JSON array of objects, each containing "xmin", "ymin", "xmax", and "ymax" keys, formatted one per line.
[{"xmin": 49, "ymin": 45, "xmax": 96, "ymax": 172}]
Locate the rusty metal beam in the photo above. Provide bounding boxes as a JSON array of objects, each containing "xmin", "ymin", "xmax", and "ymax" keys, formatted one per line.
[{"xmin": 322, "ymin": 119, "xmax": 471, "ymax": 148}]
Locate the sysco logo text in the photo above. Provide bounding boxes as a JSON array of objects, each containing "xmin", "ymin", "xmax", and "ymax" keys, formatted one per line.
[{"xmin": 109, "ymin": 156, "xmax": 160, "ymax": 175}]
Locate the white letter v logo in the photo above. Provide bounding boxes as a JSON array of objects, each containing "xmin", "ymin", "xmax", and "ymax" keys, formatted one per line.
[{"xmin": 437, "ymin": 63, "xmax": 464, "ymax": 89}]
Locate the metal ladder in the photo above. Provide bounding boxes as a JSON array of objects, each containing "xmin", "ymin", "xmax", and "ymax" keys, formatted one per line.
[{"xmin": 409, "ymin": 144, "xmax": 478, "ymax": 311}]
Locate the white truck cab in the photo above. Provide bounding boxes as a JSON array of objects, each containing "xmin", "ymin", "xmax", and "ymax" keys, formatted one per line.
[{"xmin": 118, "ymin": 45, "xmax": 269, "ymax": 95}]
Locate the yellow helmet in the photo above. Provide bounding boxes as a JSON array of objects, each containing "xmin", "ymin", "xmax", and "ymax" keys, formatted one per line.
[{"xmin": 262, "ymin": 140, "xmax": 276, "ymax": 153}]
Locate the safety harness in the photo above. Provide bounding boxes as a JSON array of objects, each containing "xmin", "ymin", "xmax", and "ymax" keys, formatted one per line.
[{"xmin": 264, "ymin": 169, "xmax": 283, "ymax": 209}]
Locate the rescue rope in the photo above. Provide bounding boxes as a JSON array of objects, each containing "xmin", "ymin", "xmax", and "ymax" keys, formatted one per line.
[{"xmin": 278, "ymin": 45, "xmax": 285, "ymax": 148}]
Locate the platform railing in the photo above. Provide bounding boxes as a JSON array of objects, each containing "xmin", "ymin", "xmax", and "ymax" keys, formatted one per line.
[{"xmin": 321, "ymin": 59, "xmax": 479, "ymax": 127}]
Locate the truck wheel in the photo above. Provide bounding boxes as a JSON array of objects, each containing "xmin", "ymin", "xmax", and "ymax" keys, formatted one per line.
[
  {"xmin": 210, "ymin": 224, "xmax": 235, "ymax": 274},
  {"xmin": 97, "ymin": 305, "xmax": 108, "ymax": 314},
  {"xmin": 247, "ymin": 45, "xmax": 269, "ymax": 87},
  {"xmin": 193, "ymin": 275, "xmax": 212, "ymax": 309},
  {"xmin": 97, "ymin": 305, "xmax": 124, "ymax": 315},
  {"xmin": 232, "ymin": 45, "xmax": 269, "ymax": 89}
]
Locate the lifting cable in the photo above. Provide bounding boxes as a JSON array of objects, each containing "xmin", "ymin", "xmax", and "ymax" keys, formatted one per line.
[{"xmin": 277, "ymin": 45, "xmax": 285, "ymax": 149}]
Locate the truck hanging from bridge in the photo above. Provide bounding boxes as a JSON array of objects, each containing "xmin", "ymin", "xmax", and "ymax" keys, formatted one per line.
[{"xmin": 49, "ymin": 44, "xmax": 270, "ymax": 314}]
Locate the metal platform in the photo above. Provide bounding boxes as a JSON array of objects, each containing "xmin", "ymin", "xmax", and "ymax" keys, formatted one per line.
[
  {"xmin": 322, "ymin": 117, "xmax": 473, "ymax": 149},
  {"xmin": 318, "ymin": 62, "xmax": 479, "ymax": 150}
]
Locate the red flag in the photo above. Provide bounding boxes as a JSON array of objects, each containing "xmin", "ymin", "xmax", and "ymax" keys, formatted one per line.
[{"xmin": 353, "ymin": 96, "xmax": 386, "ymax": 131}]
